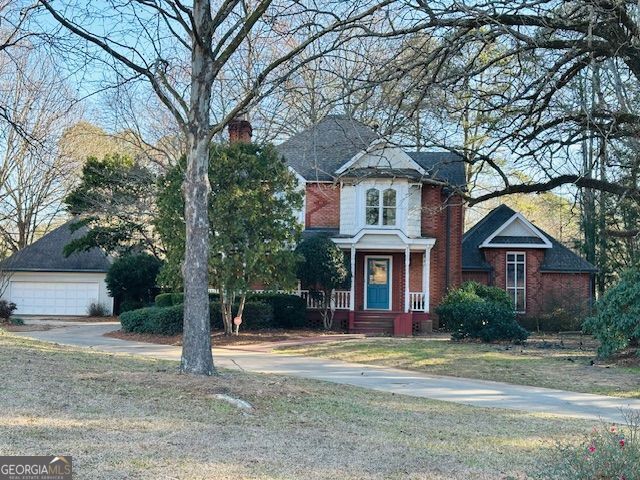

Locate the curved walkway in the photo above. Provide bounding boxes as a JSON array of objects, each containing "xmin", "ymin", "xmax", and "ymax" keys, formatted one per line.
[{"xmin": 14, "ymin": 321, "xmax": 640, "ymax": 424}]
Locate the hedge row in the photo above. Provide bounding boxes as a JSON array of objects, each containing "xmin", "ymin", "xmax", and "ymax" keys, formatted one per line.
[
  {"xmin": 120, "ymin": 305, "xmax": 184, "ymax": 335},
  {"xmin": 154, "ymin": 292, "xmax": 306, "ymax": 329},
  {"xmin": 120, "ymin": 301, "xmax": 274, "ymax": 335}
]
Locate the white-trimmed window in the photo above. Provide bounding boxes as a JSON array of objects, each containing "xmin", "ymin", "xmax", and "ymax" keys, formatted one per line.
[
  {"xmin": 365, "ymin": 187, "xmax": 396, "ymax": 226},
  {"xmin": 506, "ymin": 252, "xmax": 526, "ymax": 312}
]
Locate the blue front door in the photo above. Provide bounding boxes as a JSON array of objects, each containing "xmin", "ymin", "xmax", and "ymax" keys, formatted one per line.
[{"xmin": 366, "ymin": 258, "xmax": 390, "ymax": 310}]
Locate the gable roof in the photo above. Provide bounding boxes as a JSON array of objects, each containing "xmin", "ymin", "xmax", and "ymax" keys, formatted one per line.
[
  {"xmin": 277, "ymin": 115, "xmax": 466, "ymax": 187},
  {"xmin": 462, "ymin": 204, "xmax": 597, "ymax": 273},
  {"xmin": 277, "ymin": 115, "xmax": 379, "ymax": 181},
  {"xmin": 0, "ymin": 221, "xmax": 111, "ymax": 273}
]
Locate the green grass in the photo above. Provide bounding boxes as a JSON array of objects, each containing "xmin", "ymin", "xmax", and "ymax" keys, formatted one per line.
[
  {"xmin": 278, "ymin": 335, "xmax": 640, "ymax": 398},
  {"xmin": 0, "ymin": 330, "xmax": 598, "ymax": 479}
]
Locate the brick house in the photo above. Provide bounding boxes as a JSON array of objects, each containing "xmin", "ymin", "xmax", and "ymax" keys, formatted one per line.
[
  {"xmin": 277, "ymin": 115, "xmax": 466, "ymax": 334},
  {"xmin": 461, "ymin": 204, "xmax": 597, "ymax": 318},
  {"xmin": 268, "ymin": 115, "xmax": 596, "ymax": 334}
]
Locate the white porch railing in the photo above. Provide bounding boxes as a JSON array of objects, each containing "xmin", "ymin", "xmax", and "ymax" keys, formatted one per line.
[
  {"xmin": 211, "ymin": 288, "xmax": 426, "ymax": 312},
  {"xmin": 299, "ymin": 289, "xmax": 351, "ymax": 310},
  {"xmin": 409, "ymin": 292, "xmax": 426, "ymax": 312}
]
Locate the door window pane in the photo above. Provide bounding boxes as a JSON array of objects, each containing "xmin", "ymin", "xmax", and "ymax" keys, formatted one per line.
[{"xmin": 368, "ymin": 260, "xmax": 388, "ymax": 284}]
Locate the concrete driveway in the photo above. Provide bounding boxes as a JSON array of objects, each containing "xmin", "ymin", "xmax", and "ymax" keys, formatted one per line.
[{"xmin": 14, "ymin": 321, "xmax": 640, "ymax": 424}]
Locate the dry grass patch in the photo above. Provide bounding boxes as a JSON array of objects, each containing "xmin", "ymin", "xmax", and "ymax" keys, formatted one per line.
[
  {"xmin": 278, "ymin": 335, "xmax": 640, "ymax": 398},
  {"xmin": 0, "ymin": 331, "xmax": 596, "ymax": 479},
  {"xmin": 105, "ymin": 328, "xmax": 345, "ymax": 346}
]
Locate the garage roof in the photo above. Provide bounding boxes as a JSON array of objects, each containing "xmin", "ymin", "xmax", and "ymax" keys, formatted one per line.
[{"xmin": 0, "ymin": 221, "xmax": 111, "ymax": 273}]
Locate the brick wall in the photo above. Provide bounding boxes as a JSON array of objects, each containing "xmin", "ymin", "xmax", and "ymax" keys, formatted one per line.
[
  {"xmin": 409, "ymin": 252, "xmax": 423, "ymax": 292},
  {"xmin": 483, "ymin": 248, "xmax": 592, "ymax": 316},
  {"xmin": 305, "ymin": 183, "xmax": 340, "ymax": 228},
  {"xmin": 461, "ymin": 271, "xmax": 490, "ymax": 285},
  {"xmin": 421, "ymin": 187, "xmax": 464, "ymax": 311}
]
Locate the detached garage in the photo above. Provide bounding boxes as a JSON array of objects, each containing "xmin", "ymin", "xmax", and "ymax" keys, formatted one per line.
[{"xmin": 1, "ymin": 221, "xmax": 113, "ymax": 316}]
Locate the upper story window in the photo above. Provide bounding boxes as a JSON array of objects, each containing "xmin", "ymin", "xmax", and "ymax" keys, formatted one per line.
[
  {"xmin": 365, "ymin": 187, "xmax": 396, "ymax": 226},
  {"xmin": 506, "ymin": 252, "xmax": 526, "ymax": 313}
]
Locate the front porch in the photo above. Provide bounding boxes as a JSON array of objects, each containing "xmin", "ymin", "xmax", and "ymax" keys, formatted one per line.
[{"xmin": 303, "ymin": 230, "xmax": 436, "ymax": 336}]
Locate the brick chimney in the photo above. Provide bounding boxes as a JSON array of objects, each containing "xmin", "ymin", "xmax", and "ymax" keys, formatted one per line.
[{"xmin": 228, "ymin": 112, "xmax": 252, "ymax": 143}]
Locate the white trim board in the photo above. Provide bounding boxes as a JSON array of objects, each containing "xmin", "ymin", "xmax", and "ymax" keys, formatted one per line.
[
  {"xmin": 480, "ymin": 212, "xmax": 552, "ymax": 249},
  {"xmin": 363, "ymin": 255, "xmax": 393, "ymax": 311},
  {"xmin": 335, "ymin": 139, "xmax": 427, "ymax": 175}
]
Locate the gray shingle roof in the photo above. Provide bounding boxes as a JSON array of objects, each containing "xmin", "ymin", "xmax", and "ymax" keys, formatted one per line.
[
  {"xmin": 278, "ymin": 115, "xmax": 466, "ymax": 187},
  {"xmin": 462, "ymin": 204, "xmax": 597, "ymax": 273},
  {"xmin": 406, "ymin": 151, "xmax": 466, "ymax": 187},
  {"xmin": 0, "ymin": 221, "xmax": 111, "ymax": 272},
  {"xmin": 277, "ymin": 115, "xmax": 379, "ymax": 181}
]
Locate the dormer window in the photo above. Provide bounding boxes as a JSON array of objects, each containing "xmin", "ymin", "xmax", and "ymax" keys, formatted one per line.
[{"xmin": 365, "ymin": 187, "xmax": 396, "ymax": 226}]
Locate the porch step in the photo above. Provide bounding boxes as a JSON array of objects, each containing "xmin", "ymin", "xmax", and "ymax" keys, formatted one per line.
[{"xmin": 351, "ymin": 311, "xmax": 402, "ymax": 334}]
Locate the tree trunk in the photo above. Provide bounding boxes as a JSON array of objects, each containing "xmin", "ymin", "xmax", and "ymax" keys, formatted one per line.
[
  {"xmin": 234, "ymin": 294, "xmax": 246, "ymax": 335},
  {"xmin": 221, "ymin": 287, "xmax": 234, "ymax": 336},
  {"xmin": 180, "ymin": 0, "xmax": 215, "ymax": 375}
]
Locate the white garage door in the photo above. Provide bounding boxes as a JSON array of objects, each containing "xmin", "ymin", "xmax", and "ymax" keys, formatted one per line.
[{"xmin": 10, "ymin": 281, "xmax": 100, "ymax": 316}]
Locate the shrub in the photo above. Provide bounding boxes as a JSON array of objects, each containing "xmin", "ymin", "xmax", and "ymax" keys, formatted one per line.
[
  {"xmin": 120, "ymin": 305, "xmax": 183, "ymax": 335},
  {"xmin": 142, "ymin": 305, "xmax": 183, "ymax": 335},
  {"xmin": 210, "ymin": 301, "xmax": 273, "ymax": 331},
  {"xmin": 106, "ymin": 253, "xmax": 162, "ymax": 305},
  {"xmin": 536, "ymin": 410, "xmax": 640, "ymax": 480},
  {"xmin": 171, "ymin": 292, "xmax": 184, "ymax": 305},
  {"xmin": 0, "ymin": 300, "xmax": 17, "ymax": 320},
  {"xmin": 121, "ymin": 300, "xmax": 273, "ymax": 335},
  {"xmin": 87, "ymin": 302, "xmax": 109, "ymax": 317},
  {"xmin": 584, "ymin": 269, "xmax": 640, "ymax": 358},
  {"xmin": 120, "ymin": 299, "xmax": 144, "ymax": 313},
  {"xmin": 155, "ymin": 293, "xmax": 174, "ymax": 308},
  {"xmin": 119, "ymin": 307, "xmax": 149, "ymax": 333},
  {"xmin": 9, "ymin": 317, "xmax": 24, "ymax": 326},
  {"xmin": 246, "ymin": 293, "xmax": 307, "ymax": 328},
  {"xmin": 437, "ymin": 282, "xmax": 528, "ymax": 342}
]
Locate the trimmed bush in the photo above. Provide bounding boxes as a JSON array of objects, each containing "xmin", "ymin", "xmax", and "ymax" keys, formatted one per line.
[
  {"xmin": 142, "ymin": 305, "xmax": 183, "ymax": 335},
  {"xmin": 246, "ymin": 293, "xmax": 307, "ymax": 328},
  {"xmin": 171, "ymin": 292, "xmax": 184, "ymax": 305},
  {"xmin": 155, "ymin": 293, "xmax": 174, "ymax": 307},
  {"xmin": 210, "ymin": 301, "xmax": 273, "ymax": 330},
  {"xmin": 121, "ymin": 300, "xmax": 273, "ymax": 335},
  {"xmin": 0, "ymin": 300, "xmax": 17, "ymax": 320},
  {"xmin": 584, "ymin": 268, "xmax": 640, "ymax": 358},
  {"xmin": 119, "ymin": 307, "xmax": 150, "ymax": 333},
  {"xmin": 437, "ymin": 282, "xmax": 529, "ymax": 342},
  {"xmin": 120, "ymin": 305, "xmax": 183, "ymax": 335}
]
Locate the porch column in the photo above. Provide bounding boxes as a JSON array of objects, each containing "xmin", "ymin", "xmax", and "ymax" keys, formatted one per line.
[
  {"xmin": 349, "ymin": 245, "xmax": 356, "ymax": 311},
  {"xmin": 423, "ymin": 246, "xmax": 432, "ymax": 312},
  {"xmin": 404, "ymin": 246, "xmax": 410, "ymax": 312}
]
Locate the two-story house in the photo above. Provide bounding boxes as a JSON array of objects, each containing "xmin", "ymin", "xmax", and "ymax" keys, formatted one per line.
[
  {"xmin": 226, "ymin": 114, "xmax": 596, "ymax": 335},
  {"xmin": 276, "ymin": 115, "xmax": 466, "ymax": 334}
]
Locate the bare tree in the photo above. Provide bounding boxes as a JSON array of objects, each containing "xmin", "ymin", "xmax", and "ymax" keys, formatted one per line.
[
  {"xmin": 0, "ymin": 50, "xmax": 79, "ymax": 252},
  {"xmin": 37, "ymin": 0, "xmax": 392, "ymax": 375}
]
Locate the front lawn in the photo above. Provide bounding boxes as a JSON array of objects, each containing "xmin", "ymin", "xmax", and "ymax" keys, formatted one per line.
[
  {"xmin": 278, "ymin": 335, "xmax": 640, "ymax": 398},
  {"xmin": 0, "ymin": 331, "xmax": 596, "ymax": 479}
]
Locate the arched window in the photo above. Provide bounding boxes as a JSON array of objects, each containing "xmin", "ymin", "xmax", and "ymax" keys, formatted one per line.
[
  {"xmin": 365, "ymin": 187, "xmax": 397, "ymax": 226},
  {"xmin": 366, "ymin": 188, "xmax": 379, "ymax": 225},
  {"xmin": 383, "ymin": 189, "xmax": 396, "ymax": 226}
]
